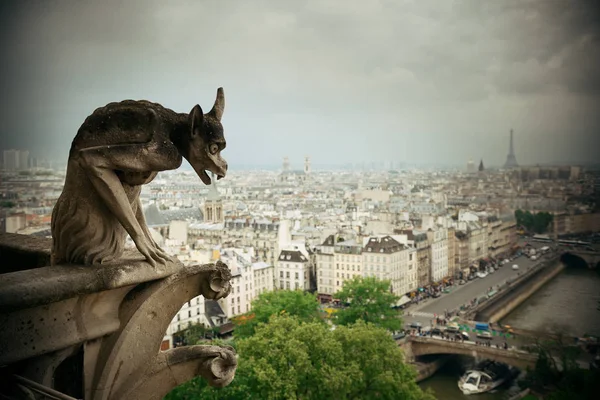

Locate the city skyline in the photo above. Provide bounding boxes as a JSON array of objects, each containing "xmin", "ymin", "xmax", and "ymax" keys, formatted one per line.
[{"xmin": 1, "ymin": 0, "xmax": 599, "ymax": 167}]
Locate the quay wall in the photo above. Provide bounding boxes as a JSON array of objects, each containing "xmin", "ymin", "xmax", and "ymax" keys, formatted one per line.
[{"xmin": 475, "ymin": 258, "xmax": 564, "ymax": 323}]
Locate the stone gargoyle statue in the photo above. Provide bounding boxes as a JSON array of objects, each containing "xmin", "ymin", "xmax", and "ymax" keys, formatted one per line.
[{"xmin": 51, "ymin": 88, "xmax": 228, "ymax": 267}]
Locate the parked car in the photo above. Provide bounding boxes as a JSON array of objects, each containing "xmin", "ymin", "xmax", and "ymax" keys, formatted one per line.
[
  {"xmin": 477, "ymin": 331, "xmax": 492, "ymax": 340},
  {"xmin": 459, "ymin": 279, "xmax": 466, "ymax": 285},
  {"xmin": 431, "ymin": 328, "xmax": 444, "ymax": 336},
  {"xmin": 432, "ymin": 292, "xmax": 442, "ymax": 298},
  {"xmin": 458, "ymin": 331, "xmax": 470, "ymax": 341},
  {"xmin": 409, "ymin": 322, "xmax": 422, "ymax": 329},
  {"xmin": 445, "ymin": 322, "xmax": 460, "ymax": 333},
  {"xmin": 393, "ymin": 331, "xmax": 407, "ymax": 340}
]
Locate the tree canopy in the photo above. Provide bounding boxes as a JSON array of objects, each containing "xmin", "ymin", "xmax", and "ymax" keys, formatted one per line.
[
  {"xmin": 165, "ymin": 315, "xmax": 434, "ymax": 400},
  {"xmin": 515, "ymin": 210, "xmax": 554, "ymax": 234},
  {"xmin": 520, "ymin": 338, "xmax": 600, "ymax": 399},
  {"xmin": 232, "ymin": 290, "xmax": 322, "ymax": 339},
  {"xmin": 333, "ymin": 276, "xmax": 403, "ymax": 332}
]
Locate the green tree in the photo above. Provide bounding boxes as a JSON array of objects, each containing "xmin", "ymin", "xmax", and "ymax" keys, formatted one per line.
[
  {"xmin": 532, "ymin": 212, "xmax": 554, "ymax": 234},
  {"xmin": 166, "ymin": 315, "xmax": 434, "ymax": 400},
  {"xmin": 178, "ymin": 323, "xmax": 221, "ymax": 345},
  {"xmin": 333, "ymin": 276, "xmax": 402, "ymax": 332},
  {"xmin": 515, "ymin": 209, "xmax": 554, "ymax": 234},
  {"xmin": 233, "ymin": 290, "xmax": 322, "ymax": 339},
  {"xmin": 520, "ymin": 337, "xmax": 600, "ymax": 399}
]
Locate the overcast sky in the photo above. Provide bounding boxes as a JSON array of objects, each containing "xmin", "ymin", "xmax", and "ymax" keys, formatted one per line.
[{"xmin": 1, "ymin": 0, "xmax": 599, "ymax": 168}]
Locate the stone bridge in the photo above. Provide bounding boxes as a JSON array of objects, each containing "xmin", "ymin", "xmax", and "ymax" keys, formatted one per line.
[
  {"xmin": 401, "ymin": 336, "xmax": 538, "ymax": 370},
  {"xmin": 562, "ymin": 250, "xmax": 600, "ymax": 269}
]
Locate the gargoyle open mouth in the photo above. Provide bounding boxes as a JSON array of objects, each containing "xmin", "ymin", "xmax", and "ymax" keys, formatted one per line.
[{"xmin": 199, "ymin": 170, "xmax": 225, "ymax": 185}]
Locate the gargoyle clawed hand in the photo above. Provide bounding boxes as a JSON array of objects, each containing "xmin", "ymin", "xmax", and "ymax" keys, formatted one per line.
[{"xmin": 51, "ymin": 88, "xmax": 228, "ymax": 267}]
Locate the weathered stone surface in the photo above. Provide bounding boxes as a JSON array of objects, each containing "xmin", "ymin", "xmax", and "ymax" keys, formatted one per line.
[
  {"xmin": 0, "ymin": 230, "xmax": 237, "ymax": 399},
  {"xmin": 50, "ymin": 88, "xmax": 228, "ymax": 267},
  {"xmin": 0, "ymin": 249, "xmax": 183, "ymax": 313}
]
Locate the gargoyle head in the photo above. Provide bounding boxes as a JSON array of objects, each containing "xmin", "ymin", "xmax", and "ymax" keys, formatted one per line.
[{"xmin": 187, "ymin": 87, "xmax": 228, "ymax": 185}]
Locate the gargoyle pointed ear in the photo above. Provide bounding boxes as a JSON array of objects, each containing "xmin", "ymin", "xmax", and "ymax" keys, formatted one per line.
[
  {"xmin": 190, "ymin": 104, "xmax": 204, "ymax": 136},
  {"xmin": 208, "ymin": 87, "xmax": 225, "ymax": 121}
]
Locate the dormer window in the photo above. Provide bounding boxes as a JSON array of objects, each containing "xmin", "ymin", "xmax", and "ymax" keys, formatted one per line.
[{"xmin": 286, "ymin": 255, "xmax": 291, "ymax": 260}]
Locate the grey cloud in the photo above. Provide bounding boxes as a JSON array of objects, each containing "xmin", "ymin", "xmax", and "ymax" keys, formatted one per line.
[{"xmin": 1, "ymin": 0, "xmax": 599, "ymax": 167}]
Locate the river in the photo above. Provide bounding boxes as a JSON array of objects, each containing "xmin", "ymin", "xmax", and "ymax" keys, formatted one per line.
[
  {"xmin": 501, "ymin": 266, "xmax": 600, "ymax": 337},
  {"xmin": 418, "ymin": 356, "xmax": 522, "ymax": 399},
  {"xmin": 419, "ymin": 265, "xmax": 600, "ymax": 398}
]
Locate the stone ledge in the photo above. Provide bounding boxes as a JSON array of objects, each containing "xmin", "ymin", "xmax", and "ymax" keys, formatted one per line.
[{"xmin": 0, "ymin": 233, "xmax": 186, "ymax": 313}]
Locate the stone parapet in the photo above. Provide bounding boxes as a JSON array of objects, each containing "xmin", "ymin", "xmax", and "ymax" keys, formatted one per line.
[{"xmin": 0, "ymin": 233, "xmax": 237, "ymax": 400}]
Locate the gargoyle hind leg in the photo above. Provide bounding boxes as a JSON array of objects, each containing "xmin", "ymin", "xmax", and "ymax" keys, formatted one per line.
[{"xmin": 78, "ymin": 144, "xmax": 175, "ymax": 267}]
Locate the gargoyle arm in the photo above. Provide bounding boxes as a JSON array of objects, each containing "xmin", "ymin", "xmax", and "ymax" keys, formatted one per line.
[{"xmin": 77, "ymin": 142, "xmax": 180, "ymax": 267}]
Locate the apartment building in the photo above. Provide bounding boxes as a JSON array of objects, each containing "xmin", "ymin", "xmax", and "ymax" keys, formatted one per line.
[
  {"xmin": 315, "ymin": 234, "xmax": 336, "ymax": 302},
  {"xmin": 333, "ymin": 239, "xmax": 363, "ymax": 292},
  {"xmin": 427, "ymin": 227, "xmax": 448, "ymax": 282},
  {"xmin": 447, "ymin": 226, "xmax": 456, "ymax": 278},
  {"xmin": 275, "ymin": 249, "xmax": 311, "ymax": 291}
]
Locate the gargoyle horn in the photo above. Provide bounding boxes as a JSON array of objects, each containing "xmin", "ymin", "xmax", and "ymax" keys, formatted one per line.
[{"xmin": 208, "ymin": 87, "xmax": 225, "ymax": 121}]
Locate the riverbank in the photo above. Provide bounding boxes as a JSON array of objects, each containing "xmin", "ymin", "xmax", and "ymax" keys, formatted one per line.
[
  {"xmin": 472, "ymin": 256, "xmax": 563, "ymax": 323},
  {"xmin": 414, "ymin": 356, "xmax": 452, "ymax": 383}
]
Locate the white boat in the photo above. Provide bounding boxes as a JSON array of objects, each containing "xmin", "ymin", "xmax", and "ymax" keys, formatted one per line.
[{"xmin": 458, "ymin": 361, "xmax": 511, "ymax": 395}]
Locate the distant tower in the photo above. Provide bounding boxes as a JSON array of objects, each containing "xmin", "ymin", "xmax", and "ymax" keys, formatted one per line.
[
  {"xmin": 467, "ymin": 159, "xmax": 476, "ymax": 173},
  {"xmin": 478, "ymin": 159, "xmax": 485, "ymax": 172},
  {"xmin": 504, "ymin": 129, "xmax": 519, "ymax": 169},
  {"xmin": 304, "ymin": 156, "xmax": 311, "ymax": 174},
  {"xmin": 283, "ymin": 156, "xmax": 290, "ymax": 172},
  {"xmin": 204, "ymin": 173, "xmax": 223, "ymax": 223}
]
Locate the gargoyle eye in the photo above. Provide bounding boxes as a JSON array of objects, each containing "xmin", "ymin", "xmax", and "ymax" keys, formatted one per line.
[{"xmin": 209, "ymin": 144, "xmax": 219, "ymax": 154}]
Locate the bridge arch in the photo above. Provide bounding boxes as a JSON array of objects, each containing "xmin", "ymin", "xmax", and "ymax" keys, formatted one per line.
[
  {"xmin": 406, "ymin": 337, "xmax": 537, "ymax": 370},
  {"xmin": 560, "ymin": 252, "xmax": 589, "ymax": 269}
]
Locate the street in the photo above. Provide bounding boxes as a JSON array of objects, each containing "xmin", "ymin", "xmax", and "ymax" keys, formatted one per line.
[{"xmin": 403, "ymin": 240, "xmax": 554, "ymax": 328}]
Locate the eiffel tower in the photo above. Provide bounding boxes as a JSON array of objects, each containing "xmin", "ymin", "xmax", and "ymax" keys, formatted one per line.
[{"xmin": 504, "ymin": 128, "xmax": 519, "ymax": 169}]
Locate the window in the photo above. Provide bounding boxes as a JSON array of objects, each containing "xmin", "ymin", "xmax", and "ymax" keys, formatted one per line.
[
  {"xmin": 286, "ymin": 272, "xmax": 290, "ymax": 278},
  {"xmin": 280, "ymin": 271, "xmax": 283, "ymax": 278},
  {"xmin": 295, "ymin": 272, "xmax": 299, "ymax": 279}
]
